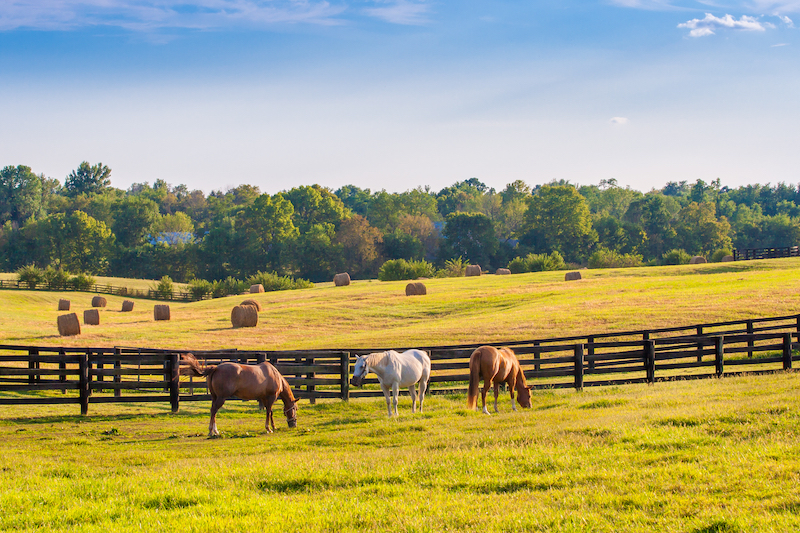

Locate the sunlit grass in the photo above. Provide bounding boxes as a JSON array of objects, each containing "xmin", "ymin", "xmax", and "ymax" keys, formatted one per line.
[
  {"xmin": 1, "ymin": 258, "xmax": 799, "ymax": 350},
  {"xmin": 1, "ymin": 372, "xmax": 799, "ymax": 532}
]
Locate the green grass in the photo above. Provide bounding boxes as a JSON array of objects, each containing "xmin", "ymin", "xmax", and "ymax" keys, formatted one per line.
[
  {"xmin": 1, "ymin": 372, "xmax": 799, "ymax": 532},
  {"xmin": 2, "ymin": 258, "xmax": 800, "ymax": 350}
]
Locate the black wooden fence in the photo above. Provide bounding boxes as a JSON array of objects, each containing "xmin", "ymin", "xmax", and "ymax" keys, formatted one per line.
[
  {"xmin": 0, "ymin": 314, "xmax": 798, "ymax": 414},
  {"xmin": 733, "ymin": 246, "xmax": 800, "ymax": 261},
  {"xmin": 0, "ymin": 279, "xmax": 205, "ymax": 302}
]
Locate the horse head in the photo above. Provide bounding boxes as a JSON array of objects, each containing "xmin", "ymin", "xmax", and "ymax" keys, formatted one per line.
[
  {"xmin": 350, "ymin": 355, "xmax": 369, "ymax": 387},
  {"xmin": 516, "ymin": 384, "xmax": 533, "ymax": 409},
  {"xmin": 283, "ymin": 400, "xmax": 298, "ymax": 428}
]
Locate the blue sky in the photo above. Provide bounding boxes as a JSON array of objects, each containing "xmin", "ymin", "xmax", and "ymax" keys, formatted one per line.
[{"xmin": 1, "ymin": 1, "xmax": 798, "ymax": 195}]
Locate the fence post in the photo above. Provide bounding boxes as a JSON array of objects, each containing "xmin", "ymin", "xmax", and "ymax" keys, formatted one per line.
[
  {"xmin": 340, "ymin": 352, "xmax": 350, "ymax": 401},
  {"xmin": 28, "ymin": 348, "xmax": 40, "ymax": 384},
  {"xmin": 59, "ymin": 348, "xmax": 67, "ymax": 394},
  {"xmin": 697, "ymin": 326, "xmax": 704, "ymax": 362},
  {"xmin": 783, "ymin": 333, "xmax": 793, "ymax": 370},
  {"xmin": 306, "ymin": 355, "xmax": 316, "ymax": 405},
  {"xmin": 169, "ymin": 353, "xmax": 180, "ymax": 413},
  {"xmin": 574, "ymin": 344, "xmax": 584, "ymax": 391},
  {"xmin": 645, "ymin": 340, "xmax": 655, "ymax": 384},
  {"xmin": 96, "ymin": 350, "xmax": 105, "ymax": 393},
  {"xmin": 79, "ymin": 351, "xmax": 90, "ymax": 415},
  {"xmin": 114, "ymin": 348, "xmax": 121, "ymax": 398},
  {"xmin": 533, "ymin": 341, "xmax": 541, "ymax": 373},
  {"xmin": 715, "ymin": 336, "xmax": 724, "ymax": 377},
  {"xmin": 587, "ymin": 336, "xmax": 595, "ymax": 371},
  {"xmin": 747, "ymin": 320, "xmax": 754, "ymax": 358}
]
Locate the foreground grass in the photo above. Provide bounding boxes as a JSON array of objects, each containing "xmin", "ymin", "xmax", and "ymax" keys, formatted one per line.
[
  {"xmin": 2, "ymin": 258, "xmax": 800, "ymax": 350},
  {"xmin": 1, "ymin": 371, "xmax": 799, "ymax": 532}
]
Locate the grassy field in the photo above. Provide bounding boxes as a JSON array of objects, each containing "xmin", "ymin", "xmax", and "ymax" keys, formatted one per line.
[
  {"xmin": 2, "ymin": 259, "xmax": 800, "ymax": 532},
  {"xmin": 1, "ymin": 372, "xmax": 799, "ymax": 532},
  {"xmin": 1, "ymin": 258, "xmax": 800, "ymax": 350}
]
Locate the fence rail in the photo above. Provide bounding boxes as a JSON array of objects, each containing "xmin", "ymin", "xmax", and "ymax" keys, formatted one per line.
[
  {"xmin": 0, "ymin": 279, "xmax": 205, "ymax": 302},
  {"xmin": 1, "ymin": 314, "xmax": 798, "ymax": 414},
  {"xmin": 733, "ymin": 246, "xmax": 800, "ymax": 261}
]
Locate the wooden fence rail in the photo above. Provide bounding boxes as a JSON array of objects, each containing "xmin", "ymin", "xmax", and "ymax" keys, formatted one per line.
[
  {"xmin": 0, "ymin": 279, "xmax": 206, "ymax": 302},
  {"xmin": 1, "ymin": 313, "xmax": 798, "ymax": 414},
  {"xmin": 733, "ymin": 246, "xmax": 800, "ymax": 261}
]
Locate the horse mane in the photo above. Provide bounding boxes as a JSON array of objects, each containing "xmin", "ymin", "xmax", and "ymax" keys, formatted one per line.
[
  {"xmin": 280, "ymin": 373, "xmax": 296, "ymax": 403},
  {"xmin": 364, "ymin": 351, "xmax": 390, "ymax": 369}
]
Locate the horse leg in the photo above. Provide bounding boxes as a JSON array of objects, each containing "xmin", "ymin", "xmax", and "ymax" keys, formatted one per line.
[
  {"xmin": 508, "ymin": 375, "xmax": 518, "ymax": 412},
  {"xmin": 409, "ymin": 384, "xmax": 417, "ymax": 413},
  {"xmin": 381, "ymin": 385, "xmax": 393, "ymax": 416},
  {"xmin": 209, "ymin": 396, "xmax": 225, "ymax": 437},
  {"xmin": 392, "ymin": 382, "xmax": 400, "ymax": 416},
  {"xmin": 481, "ymin": 380, "xmax": 492, "ymax": 415},
  {"xmin": 418, "ymin": 378, "xmax": 427, "ymax": 413},
  {"xmin": 493, "ymin": 383, "xmax": 500, "ymax": 413},
  {"xmin": 263, "ymin": 393, "xmax": 277, "ymax": 434}
]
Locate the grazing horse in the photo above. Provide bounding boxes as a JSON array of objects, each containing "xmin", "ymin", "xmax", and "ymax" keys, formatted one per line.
[
  {"xmin": 180, "ymin": 353, "xmax": 297, "ymax": 436},
  {"xmin": 350, "ymin": 349, "xmax": 431, "ymax": 416},
  {"xmin": 466, "ymin": 346, "xmax": 531, "ymax": 414}
]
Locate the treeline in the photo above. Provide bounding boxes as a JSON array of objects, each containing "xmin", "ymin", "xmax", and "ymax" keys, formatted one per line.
[{"xmin": 2, "ymin": 163, "xmax": 799, "ymax": 283}]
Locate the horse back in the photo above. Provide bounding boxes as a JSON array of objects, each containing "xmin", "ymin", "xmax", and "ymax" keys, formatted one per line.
[{"xmin": 210, "ymin": 361, "xmax": 283, "ymax": 401}]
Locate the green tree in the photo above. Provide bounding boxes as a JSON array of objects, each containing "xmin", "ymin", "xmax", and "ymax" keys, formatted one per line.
[
  {"xmin": 238, "ymin": 193, "xmax": 298, "ymax": 274},
  {"xmin": 624, "ymin": 193, "xmax": 680, "ymax": 260},
  {"xmin": 334, "ymin": 214, "xmax": 384, "ymax": 279},
  {"xmin": 64, "ymin": 162, "xmax": 111, "ymax": 197},
  {"xmin": 112, "ymin": 196, "xmax": 160, "ymax": 248},
  {"xmin": 282, "ymin": 185, "xmax": 348, "ymax": 233},
  {"xmin": 672, "ymin": 202, "xmax": 732, "ymax": 255},
  {"xmin": 519, "ymin": 185, "xmax": 597, "ymax": 262},
  {"xmin": 37, "ymin": 211, "xmax": 115, "ymax": 273},
  {"xmin": 0, "ymin": 165, "xmax": 45, "ymax": 226},
  {"xmin": 441, "ymin": 212, "xmax": 499, "ymax": 268}
]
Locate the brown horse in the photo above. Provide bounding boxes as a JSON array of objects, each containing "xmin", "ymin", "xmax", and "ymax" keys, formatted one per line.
[
  {"xmin": 466, "ymin": 346, "xmax": 532, "ymax": 414},
  {"xmin": 180, "ymin": 353, "xmax": 297, "ymax": 436}
]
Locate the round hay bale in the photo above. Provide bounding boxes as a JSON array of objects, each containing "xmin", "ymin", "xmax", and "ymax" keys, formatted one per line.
[
  {"xmin": 154, "ymin": 304, "xmax": 171, "ymax": 321},
  {"xmin": 689, "ymin": 256, "xmax": 707, "ymax": 264},
  {"xmin": 250, "ymin": 284, "xmax": 265, "ymax": 294},
  {"xmin": 495, "ymin": 268, "xmax": 511, "ymax": 275},
  {"xmin": 57, "ymin": 313, "xmax": 81, "ymax": 336},
  {"xmin": 465, "ymin": 265, "xmax": 482, "ymax": 277},
  {"xmin": 722, "ymin": 255, "xmax": 734, "ymax": 262},
  {"xmin": 564, "ymin": 271, "xmax": 582, "ymax": 281},
  {"xmin": 231, "ymin": 305, "xmax": 259, "ymax": 328},
  {"xmin": 84, "ymin": 309, "xmax": 100, "ymax": 326},
  {"xmin": 91, "ymin": 296, "xmax": 107, "ymax": 308},
  {"xmin": 405, "ymin": 282, "xmax": 427, "ymax": 296},
  {"xmin": 240, "ymin": 299, "xmax": 262, "ymax": 312},
  {"xmin": 121, "ymin": 300, "xmax": 135, "ymax": 312},
  {"xmin": 334, "ymin": 272, "xmax": 351, "ymax": 286},
  {"xmin": 58, "ymin": 299, "xmax": 70, "ymax": 311}
]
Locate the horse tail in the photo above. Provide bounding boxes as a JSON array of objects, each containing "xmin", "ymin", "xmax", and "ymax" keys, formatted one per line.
[
  {"xmin": 466, "ymin": 348, "xmax": 482, "ymax": 409},
  {"xmin": 179, "ymin": 353, "xmax": 217, "ymax": 378}
]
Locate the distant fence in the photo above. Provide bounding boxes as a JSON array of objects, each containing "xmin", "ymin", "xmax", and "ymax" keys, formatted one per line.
[
  {"xmin": 733, "ymin": 246, "xmax": 800, "ymax": 261},
  {"xmin": 0, "ymin": 314, "xmax": 798, "ymax": 414},
  {"xmin": 0, "ymin": 279, "xmax": 205, "ymax": 302}
]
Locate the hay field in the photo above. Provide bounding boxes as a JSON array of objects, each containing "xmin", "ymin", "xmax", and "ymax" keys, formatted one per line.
[{"xmin": 1, "ymin": 258, "xmax": 799, "ymax": 351}]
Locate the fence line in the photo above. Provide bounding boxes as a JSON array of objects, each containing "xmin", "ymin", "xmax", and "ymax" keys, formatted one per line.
[
  {"xmin": 0, "ymin": 279, "xmax": 205, "ymax": 302},
  {"xmin": 0, "ymin": 313, "xmax": 798, "ymax": 414},
  {"xmin": 733, "ymin": 246, "xmax": 800, "ymax": 261}
]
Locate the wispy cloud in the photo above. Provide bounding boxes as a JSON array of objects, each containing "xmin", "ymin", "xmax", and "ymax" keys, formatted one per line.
[
  {"xmin": 778, "ymin": 14, "xmax": 795, "ymax": 26},
  {"xmin": 362, "ymin": 0, "xmax": 431, "ymax": 25},
  {"xmin": 610, "ymin": 117, "xmax": 629, "ymax": 125},
  {"xmin": 678, "ymin": 13, "xmax": 772, "ymax": 36},
  {"xmin": 0, "ymin": 0, "xmax": 348, "ymax": 32},
  {"xmin": 611, "ymin": 1, "xmax": 800, "ymax": 14}
]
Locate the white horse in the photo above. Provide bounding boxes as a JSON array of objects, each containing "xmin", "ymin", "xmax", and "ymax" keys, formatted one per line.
[{"xmin": 350, "ymin": 349, "xmax": 431, "ymax": 416}]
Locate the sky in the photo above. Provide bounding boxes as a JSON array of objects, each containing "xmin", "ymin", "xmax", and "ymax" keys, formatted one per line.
[{"xmin": 0, "ymin": 1, "xmax": 798, "ymax": 195}]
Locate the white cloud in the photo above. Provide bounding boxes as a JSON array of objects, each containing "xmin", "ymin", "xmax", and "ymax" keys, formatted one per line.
[
  {"xmin": 610, "ymin": 117, "xmax": 629, "ymax": 125},
  {"xmin": 678, "ymin": 13, "xmax": 771, "ymax": 36},
  {"xmin": 362, "ymin": 0, "xmax": 431, "ymax": 25},
  {"xmin": 612, "ymin": 1, "xmax": 800, "ymax": 14},
  {"xmin": 0, "ymin": 0, "xmax": 347, "ymax": 32},
  {"xmin": 778, "ymin": 14, "xmax": 795, "ymax": 26}
]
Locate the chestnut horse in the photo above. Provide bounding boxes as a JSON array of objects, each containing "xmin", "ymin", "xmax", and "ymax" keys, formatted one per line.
[
  {"xmin": 466, "ymin": 346, "xmax": 531, "ymax": 414},
  {"xmin": 180, "ymin": 353, "xmax": 297, "ymax": 436}
]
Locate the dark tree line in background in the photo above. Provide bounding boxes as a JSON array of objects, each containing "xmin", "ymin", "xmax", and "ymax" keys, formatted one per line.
[{"xmin": 2, "ymin": 163, "xmax": 799, "ymax": 283}]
